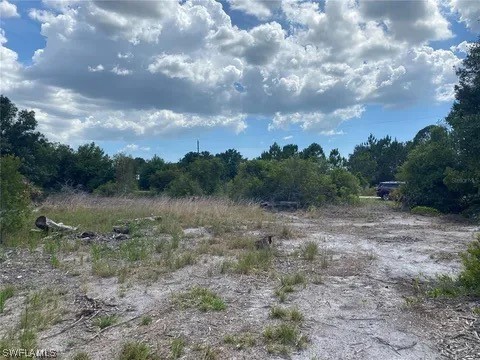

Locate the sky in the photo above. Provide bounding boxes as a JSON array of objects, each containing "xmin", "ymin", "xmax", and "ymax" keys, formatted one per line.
[{"xmin": 0, "ymin": 0, "xmax": 479, "ymax": 162}]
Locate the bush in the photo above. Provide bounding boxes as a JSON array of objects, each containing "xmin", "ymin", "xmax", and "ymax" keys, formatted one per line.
[
  {"xmin": 459, "ymin": 237, "xmax": 480, "ymax": 295},
  {"xmin": 411, "ymin": 206, "xmax": 441, "ymax": 216},
  {"xmin": 94, "ymin": 181, "xmax": 118, "ymax": 196},
  {"xmin": 0, "ymin": 156, "xmax": 30, "ymax": 242}
]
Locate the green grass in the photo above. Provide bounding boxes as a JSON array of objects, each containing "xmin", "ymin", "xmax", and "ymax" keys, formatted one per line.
[
  {"xmin": 175, "ymin": 287, "xmax": 226, "ymax": 312},
  {"xmin": 301, "ymin": 241, "xmax": 318, "ymax": 261},
  {"xmin": 223, "ymin": 333, "xmax": 256, "ymax": 349},
  {"xmin": 141, "ymin": 315, "xmax": 152, "ymax": 326},
  {"xmin": 93, "ymin": 315, "xmax": 117, "ymax": 329},
  {"xmin": 234, "ymin": 249, "xmax": 273, "ymax": 274},
  {"xmin": 170, "ymin": 338, "xmax": 185, "ymax": 359},
  {"xmin": 263, "ymin": 323, "xmax": 308, "ymax": 353},
  {"xmin": 118, "ymin": 342, "xmax": 156, "ymax": 360},
  {"xmin": 0, "ymin": 285, "xmax": 14, "ymax": 313},
  {"xmin": 280, "ymin": 272, "xmax": 306, "ymax": 287},
  {"xmin": 269, "ymin": 306, "xmax": 304, "ymax": 322},
  {"xmin": 72, "ymin": 352, "xmax": 91, "ymax": 360},
  {"xmin": 411, "ymin": 206, "xmax": 441, "ymax": 216}
]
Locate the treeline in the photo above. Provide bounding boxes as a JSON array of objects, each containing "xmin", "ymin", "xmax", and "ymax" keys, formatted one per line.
[{"xmin": 1, "ymin": 40, "xmax": 479, "ymax": 218}]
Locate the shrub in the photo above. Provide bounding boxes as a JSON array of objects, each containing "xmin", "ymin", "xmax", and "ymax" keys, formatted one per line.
[
  {"xmin": 0, "ymin": 156, "xmax": 30, "ymax": 242},
  {"xmin": 459, "ymin": 237, "xmax": 480, "ymax": 295},
  {"xmin": 118, "ymin": 342, "xmax": 156, "ymax": 360}
]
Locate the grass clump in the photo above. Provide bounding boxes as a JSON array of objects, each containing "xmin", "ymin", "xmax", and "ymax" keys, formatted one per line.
[
  {"xmin": 118, "ymin": 341, "xmax": 156, "ymax": 360},
  {"xmin": 73, "ymin": 352, "xmax": 91, "ymax": 360},
  {"xmin": 301, "ymin": 241, "xmax": 318, "ymax": 261},
  {"xmin": 223, "ymin": 333, "xmax": 256, "ymax": 349},
  {"xmin": 141, "ymin": 315, "xmax": 152, "ymax": 326},
  {"xmin": 175, "ymin": 287, "xmax": 226, "ymax": 312},
  {"xmin": 166, "ymin": 252, "xmax": 196, "ymax": 271},
  {"xmin": 269, "ymin": 306, "xmax": 304, "ymax": 322},
  {"xmin": 263, "ymin": 324, "xmax": 308, "ymax": 354},
  {"xmin": 234, "ymin": 249, "xmax": 272, "ymax": 274},
  {"xmin": 93, "ymin": 315, "xmax": 117, "ymax": 329},
  {"xmin": 280, "ymin": 273, "xmax": 306, "ymax": 288},
  {"xmin": 411, "ymin": 206, "xmax": 441, "ymax": 216},
  {"xmin": 0, "ymin": 285, "xmax": 14, "ymax": 313},
  {"xmin": 170, "ymin": 338, "xmax": 185, "ymax": 359}
]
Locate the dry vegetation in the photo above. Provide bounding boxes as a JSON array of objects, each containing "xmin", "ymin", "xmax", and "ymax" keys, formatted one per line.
[{"xmin": 0, "ymin": 195, "xmax": 479, "ymax": 359}]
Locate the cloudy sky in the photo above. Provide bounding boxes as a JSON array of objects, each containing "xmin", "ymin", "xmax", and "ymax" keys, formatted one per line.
[{"xmin": 0, "ymin": 0, "xmax": 479, "ymax": 161}]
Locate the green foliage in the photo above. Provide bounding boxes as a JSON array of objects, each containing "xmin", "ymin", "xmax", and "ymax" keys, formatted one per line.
[
  {"xmin": 0, "ymin": 156, "xmax": 30, "ymax": 241},
  {"xmin": 93, "ymin": 315, "xmax": 117, "ymax": 329},
  {"xmin": 166, "ymin": 173, "xmax": 202, "ymax": 197},
  {"xmin": 118, "ymin": 342, "xmax": 156, "ymax": 360},
  {"xmin": 170, "ymin": 338, "xmax": 185, "ymax": 359},
  {"xmin": 93, "ymin": 181, "xmax": 118, "ymax": 196},
  {"xmin": 234, "ymin": 249, "xmax": 273, "ymax": 274},
  {"xmin": 459, "ymin": 238, "xmax": 480, "ymax": 295},
  {"xmin": 411, "ymin": 206, "xmax": 441, "ymax": 216},
  {"xmin": 224, "ymin": 333, "xmax": 256, "ymax": 349},
  {"xmin": 348, "ymin": 134, "xmax": 409, "ymax": 186},
  {"xmin": 398, "ymin": 126, "xmax": 460, "ymax": 213},
  {"xmin": 0, "ymin": 285, "xmax": 14, "ymax": 313},
  {"xmin": 175, "ymin": 287, "xmax": 226, "ymax": 312},
  {"xmin": 301, "ymin": 241, "xmax": 318, "ymax": 261}
]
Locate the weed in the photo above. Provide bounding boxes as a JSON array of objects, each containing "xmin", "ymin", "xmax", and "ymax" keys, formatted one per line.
[
  {"xmin": 280, "ymin": 273, "xmax": 306, "ymax": 287},
  {"xmin": 280, "ymin": 225, "xmax": 293, "ymax": 239},
  {"xmin": 302, "ymin": 241, "xmax": 318, "ymax": 261},
  {"xmin": 170, "ymin": 338, "xmax": 185, "ymax": 359},
  {"xmin": 120, "ymin": 238, "xmax": 150, "ymax": 262},
  {"xmin": 270, "ymin": 306, "xmax": 288, "ymax": 319},
  {"xmin": 0, "ymin": 285, "xmax": 14, "ymax": 313},
  {"xmin": 226, "ymin": 236, "xmax": 255, "ymax": 250},
  {"xmin": 92, "ymin": 260, "xmax": 117, "ymax": 278},
  {"xmin": 263, "ymin": 324, "xmax": 307, "ymax": 350},
  {"xmin": 411, "ymin": 206, "xmax": 441, "ymax": 216},
  {"xmin": 118, "ymin": 341, "xmax": 156, "ymax": 360},
  {"xmin": 269, "ymin": 306, "xmax": 304, "ymax": 322},
  {"xmin": 175, "ymin": 287, "xmax": 226, "ymax": 312},
  {"xmin": 428, "ymin": 275, "xmax": 462, "ymax": 298},
  {"xmin": 94, "ymin": 315, "xmax": 117, "ymax": 329},
  {"xmin": 223, "ymin": 333, "xmax": 256, "ymax": 349},
  {"xmin": 73, "ymin": 352, "xmax": 91, "ymax": 360},
  {"xmin": 141, "ymin": 315, "xmax": 152, "ymax": 326},
  {"xmin": 166, "ymin": 252, "xmax": 196, "ymax": 271},
  {"xmin": 235, "ymin": 249, "xmax": 272, "ymax": 274},
  {"xmin": 319, "ymin": 247, "xmax": 331, "ymax": 269}
]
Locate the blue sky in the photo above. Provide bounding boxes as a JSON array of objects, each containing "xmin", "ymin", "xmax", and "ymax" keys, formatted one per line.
[{"xmin": 1, "ymin": 0, "xmax": 479, "ymax": 162}]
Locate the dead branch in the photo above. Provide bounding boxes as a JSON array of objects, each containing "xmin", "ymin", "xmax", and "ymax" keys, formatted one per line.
[{"xmin": 35, "ymin": 216, "xmax": 77, "ymax": 232}]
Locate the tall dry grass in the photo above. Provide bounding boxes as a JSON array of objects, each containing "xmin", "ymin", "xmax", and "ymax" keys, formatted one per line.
[{"xmin": 39, "ymin": 194, "xmax": 270, "ymax": 233}]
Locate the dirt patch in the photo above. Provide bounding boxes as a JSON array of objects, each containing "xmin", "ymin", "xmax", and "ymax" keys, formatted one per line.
[{"xmin": 1, "ymin": 202, "xmax": 479, "ymax": 359}]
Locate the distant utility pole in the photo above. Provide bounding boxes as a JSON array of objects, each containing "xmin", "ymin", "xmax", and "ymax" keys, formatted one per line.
[{"xmin": 197, "ymin": 139, "xmax": 200, "ymax": 154}]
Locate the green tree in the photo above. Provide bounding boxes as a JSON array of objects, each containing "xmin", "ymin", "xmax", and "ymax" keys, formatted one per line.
[
  {"xmin": 166, "ymin": 174, "xmax": 202, "ymax": 197},
  {"xmin": 0, "ymin": 156, "xmax": 30, "ymax": 242},
  {"xmin": 138, "ymin": 155, "xmax": 165, "ymax": 190},
  {"xmin": 445, "ymin": 39, "xmax": 480, "ymax": 214},
  {"xmin": 216, "ymin": 149, "xmax": 244, "ymax": 180},
  {"xmin": 328, "ymin": 149, "xmax": 346, "ymax": 168},
  {"xmin": 71, "ymin": 143, "xmax": 114, "ymax": 192},
  {"xmin": 187, "ymin": 157, "xmax": 225, "ymax": 195},
  {"xmin": 299, "ymin": 143, "xmax": 326, "ymax": 160},
  {"xmin": 398, "ymin": 127, "xmax": 459, "ymax": 212},
  {"xmin": 260, "ymin": 142, "xmax": 282, "ymax": 160},
  {"xmin": 0, "ymin": 95, "xmax": 56, "ymax": 186}
]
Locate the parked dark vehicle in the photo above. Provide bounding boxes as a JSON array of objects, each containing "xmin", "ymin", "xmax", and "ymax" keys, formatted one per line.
[{"xmin": 376, "ymin": 181, "xmax": 405, "ymax": 200}]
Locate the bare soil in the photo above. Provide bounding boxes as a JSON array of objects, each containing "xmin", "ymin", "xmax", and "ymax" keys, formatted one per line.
[{"xmin": 1, "ymin": 202, "xmax": 479, "ymax": 359}]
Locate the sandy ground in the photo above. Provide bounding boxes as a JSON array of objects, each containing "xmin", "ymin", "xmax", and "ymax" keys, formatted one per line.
[{"xmin": 1, "ymin": 202, "xmax": 479, "ymax": 359}]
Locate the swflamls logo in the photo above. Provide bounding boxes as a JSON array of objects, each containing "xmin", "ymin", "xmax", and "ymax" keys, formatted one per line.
[{"xmin": 2, "ymin": 349, "xmax": 57, "ymax": 358}]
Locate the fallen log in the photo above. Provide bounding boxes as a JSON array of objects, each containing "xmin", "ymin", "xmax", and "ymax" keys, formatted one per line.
[{"xmin": 35, "ymin": 216, "xmax": 77, "ymax": 232}]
